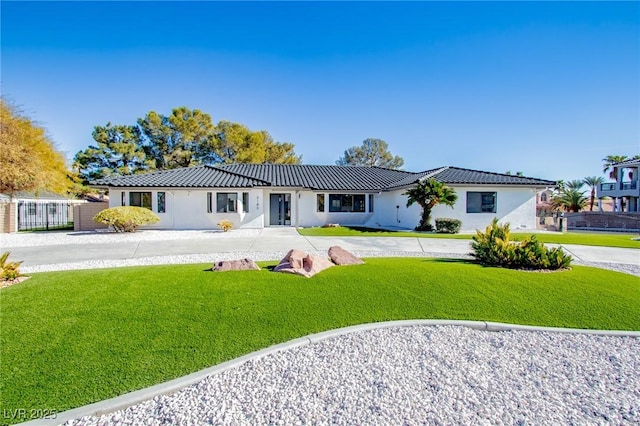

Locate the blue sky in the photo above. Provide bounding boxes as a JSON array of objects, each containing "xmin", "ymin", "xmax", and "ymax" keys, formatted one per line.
[{"xmin": 2, "ymin": 1, "xmax": 638, "ymax": 183}]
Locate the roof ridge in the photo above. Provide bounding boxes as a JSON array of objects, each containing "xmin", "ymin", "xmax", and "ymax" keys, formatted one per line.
[
  {"xmin": 421, "ymin": 166, "xmax": 449, "ymax": 179},
  {"xmin": 438, "ymin": 165, "xmax": 544, "ymax": 181},
  {"xmin": 211, "ymin": 164, "xmax": 272, "ymax": 185}
]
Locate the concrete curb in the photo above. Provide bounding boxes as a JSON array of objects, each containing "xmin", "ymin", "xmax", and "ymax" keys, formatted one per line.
[{"xmin": 20, "ymin": 320, "xmax": 640, "ymax": 426}]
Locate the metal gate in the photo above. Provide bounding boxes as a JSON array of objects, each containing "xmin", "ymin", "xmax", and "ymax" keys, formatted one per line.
[{"xmin": 17, "ymin": 201, "xmax": 74, "ymax": 231}]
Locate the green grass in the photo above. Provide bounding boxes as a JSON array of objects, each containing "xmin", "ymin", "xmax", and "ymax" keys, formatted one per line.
[
  {"xmin": 298, "ymin": 226, "xmax": 640, "ymax": 248},
  {"xmin": 1, "ymin": 259, "xmax": 639, "ymax": 422}
]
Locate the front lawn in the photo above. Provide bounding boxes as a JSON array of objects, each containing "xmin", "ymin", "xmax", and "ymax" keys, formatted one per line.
[
  {"xmin": 298, "ymin": 226, "xmax": 640, "ymax": 249},
  {"xmin": 1, "ymin": 258, "xmax": 639, "ymax": 422}
]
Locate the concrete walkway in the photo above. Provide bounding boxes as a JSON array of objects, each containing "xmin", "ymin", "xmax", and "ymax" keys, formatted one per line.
[{"xmin": 1, "ymin": 227, "xmax": 638, "ymax": 269}]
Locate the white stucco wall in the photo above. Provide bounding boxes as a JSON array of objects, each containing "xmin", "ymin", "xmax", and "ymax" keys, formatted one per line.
[
  {"xmin": 108, "ymin": 185, "xmax": 539, "ymax": 231},
  {"xmin": 295, "ymin": 191, "xmax": 375, "ymax": 228},
  {"xmin": 366, "ymin": 186, "xmax": 539, "ymax": 232},
  {"xmin": 109, "ymin": 188, "xmax": 264, "ymax": 230},
  {"xmin": 439, "ymin": 186, "xmax": 539, "ymax": 231}
]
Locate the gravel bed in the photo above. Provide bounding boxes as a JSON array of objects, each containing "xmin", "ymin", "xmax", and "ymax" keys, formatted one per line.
[
  {"xmin": 65, "ymin": 325, "xmax": 640, "ymax": 426},
  {"xmin": 0, "ymin": 229, "xmax": 262, "ymax": 248}
]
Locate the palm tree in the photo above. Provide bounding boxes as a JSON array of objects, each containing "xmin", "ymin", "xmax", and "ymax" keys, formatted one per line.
[
  {"xmin": 405, "ymin": 178, "xmax": 458, "ymax": 231},
  {"xmin": 565, "ymin": 179, "xmax": 584, "ymax": 191},
  {"xmin": 602, "ymin": 155, "xmax": 629, "ymax": 181},
  {"xmin": 551, "ymin": 189, "xmax": 588, "ymax": 213},
  {"xmin": 583, "ymin": 176, "xmax": 605, "ymax": 211}
]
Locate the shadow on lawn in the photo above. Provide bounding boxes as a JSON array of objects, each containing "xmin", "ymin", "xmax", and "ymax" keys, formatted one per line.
[
  {"xmin": 429, "ymin": 258, "xmax": 477, "ymax": 265},
  {"xmin": 343, "ymin": 226, "xmax": 399, "ymax": 234}
]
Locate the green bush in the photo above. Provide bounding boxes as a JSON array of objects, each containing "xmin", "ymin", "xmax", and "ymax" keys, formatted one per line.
[
  {"xmin": 471, "ymin": 218, "xmax": 572, "ymax": 270},
  {"xmin": 435, "ymin": 218, "xmax": 462, "ymax": 234},
  {"xmin": 1, "ymin": 252, "xmax": 24, "ymax": 281},
  {"xmin": 93, "ymin": 206, "xmax": 160, "ymax": 233}
]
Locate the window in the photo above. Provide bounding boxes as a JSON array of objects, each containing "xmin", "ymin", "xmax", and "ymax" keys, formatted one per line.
[
  {"xmin": 157, "ymin": 192, "xmax": 166, "ymax": 213},
  {"xmin": 317, "ymin": 194, "xmax": 325, "ymax": 212},
  {"xmin": 217, "ymin": 192, "xmax": 237, "ymax": 213},
  {"xmin": 130, "ymin": 192, "xmax": 152, "ymax": 209},
  {"xmin": 27, "ymin": 203, "xmax": 36, "ymax": 215},
  {"xmin": 207, "ymin": 192, "xmax": 213, "ymax": 213},
  {"xmin": 329, "ymin": 194, "xmax": 366, "ymax": 213},
  {"xmin": 48, "ymin": 204, "xmax": 58, "ymax": 215},
  {"xmin": 121, "ymin": 192, "xmax": 126, "ymax": 207},
  {"xmin": 368, "ymin": 194, "xmax": 374, "ymax": 213},
  {"xmin": 467, "ymin": 192, "xmax": 496, "ymax": 213},
  {"xmin": 242, "ymin": 192, "xmax": 249, "ymax": 213},
  {"xmin": 540, "ymin": 192, "xmax": 547, "ymax": 202}
]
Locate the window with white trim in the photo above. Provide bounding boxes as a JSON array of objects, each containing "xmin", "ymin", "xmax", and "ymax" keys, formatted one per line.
[
  {"xmin": 329, "ymin": 194, "xmax": 366, "ymax": 213},
  {"xmin": 467, "ymin": 192, "xmax": 496, "ymax": 213},
  {"xmin": 130, "ymin": 192, "xmax": 152, "ymax": 210},
  {"xmin": 217, "ymin": 193, "xmax": 237, "ymax": 213},
  {"xmin": 242, "ymin": 192, "xmax": 249, "ymax": 213},
  {"xmin": 157, "ymin": 192, "xmax": 166, "ymax": 213},
  {"xmin": 317, "ymin": 194, "xmax": 325, "ymax": 212}
]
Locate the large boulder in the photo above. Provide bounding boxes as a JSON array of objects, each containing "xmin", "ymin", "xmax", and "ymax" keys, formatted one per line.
[
  {"xmin": 211, "ymin": 258, "xmax": 260, "ymax": 272},
  {"xmin": 274, "ymin": 249, "xmax": 334, "ymax": 278},
  {"xmin": 328, "ymin": 246, "xmax": 364, "ymax": 265}
]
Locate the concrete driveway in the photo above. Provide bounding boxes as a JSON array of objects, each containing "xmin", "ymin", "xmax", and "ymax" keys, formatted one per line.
[{"xmin": 1, "ymin": 228, "xmax": 637, "ymax": 271}]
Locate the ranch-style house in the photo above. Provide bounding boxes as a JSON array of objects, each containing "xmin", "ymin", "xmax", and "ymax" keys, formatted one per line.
[{"xmin": 93, "ymin": 164, "xmax": 555, "ymax": 232}]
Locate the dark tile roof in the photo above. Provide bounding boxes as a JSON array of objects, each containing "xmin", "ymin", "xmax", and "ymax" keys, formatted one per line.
[
  {"xmin": 385, "ymin": 167, "xmax": 446, "ymax": 189},
  {"xmin": 93, "ymin": 164, "xmax": 555, "ymax": 190},
  {"xmin": 430, "ymin": 167, "xmax": 556, "ymax": 186},
  {"xmin": 219, "ymin": 164, "xmax": 414, "ymax": 190},
  {"xmin": 92, "ymin": 165, "xmax": 270, "ymax": 188}
]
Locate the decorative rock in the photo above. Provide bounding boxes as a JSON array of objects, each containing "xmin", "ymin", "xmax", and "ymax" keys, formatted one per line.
[
  {"xmin": 211, "ymin": 258, "xmax": 260, "ymax": 272},
  {"xmin": 274, "ymin": 249, "xmax": 334, "ymax": 278},
  {"xmin": 328, "ymin": 246, "xmax": 364, "ymax": 265}
]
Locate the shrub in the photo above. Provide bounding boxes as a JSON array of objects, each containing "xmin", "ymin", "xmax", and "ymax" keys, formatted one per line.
[
  {"xmin": 217, "ymin": 219, "xmax": 233, "ymax": 232},
  {"xmin": 1, "ymin": 252, "xmax": 24, "ymax": 281},
  {"xmin": 471, "ymin": 218, "xmax": 572, "ymax": 270},
  {"xmin": 435, "ymin": 218, "xmax": 462, "ymax": 234},
  {"xmin": 415, "ymin": 223, "xmax": 434, "ymax": 232},
  {"xmin": 93, "ymin": 206, "xmax": 160, "ymax": 232}
]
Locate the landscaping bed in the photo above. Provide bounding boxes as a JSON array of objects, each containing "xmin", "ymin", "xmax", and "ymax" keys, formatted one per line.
[{"xmin": 1, "ymin": 258, "xmax": 639, "ymax": 422}]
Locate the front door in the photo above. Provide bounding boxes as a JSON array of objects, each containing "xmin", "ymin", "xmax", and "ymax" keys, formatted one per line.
[{"xmin": 269, "ymin": 193, "xmax": 291, "ymax": 225}]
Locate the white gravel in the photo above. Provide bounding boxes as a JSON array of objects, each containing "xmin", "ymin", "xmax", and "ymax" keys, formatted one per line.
[
  {"xmin": 64, "ymin": 325, "xmax": 640, "ymax": 425},
  {"xmin": 0, "ymin": 229, "xmax": 262, "ymax": 248}
]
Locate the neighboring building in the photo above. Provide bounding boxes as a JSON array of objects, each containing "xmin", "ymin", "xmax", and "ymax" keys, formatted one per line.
[
  {"xmin": 536, "ymin": 188, "xmax": 557, "ymax": 230},
  {"xmin": 536, "ymin": 188, "xmax": 554, "ymax": 217},
  {"xmin": 93, "ymin": 164, "xmax": 554, "ymax": 232},
  {"xmin": 596, "ymin": 158, "xmax": 640, "ymax": 213},
  {"xmin": 0, "ymin": 191, "xmax": 86, "ymax": 232}
]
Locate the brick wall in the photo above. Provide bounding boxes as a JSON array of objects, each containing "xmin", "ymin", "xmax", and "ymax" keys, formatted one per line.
[
  {"xmin": 73, "ymin": 202, "xmax": 109, "ymax": 231},
  {"xmin": 566, "ymin": 212, "xmax": 640, "ymax": 232},
  {"xmin": 0, "ymin": 202, "xmax": 17, "ymax": 233}
]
